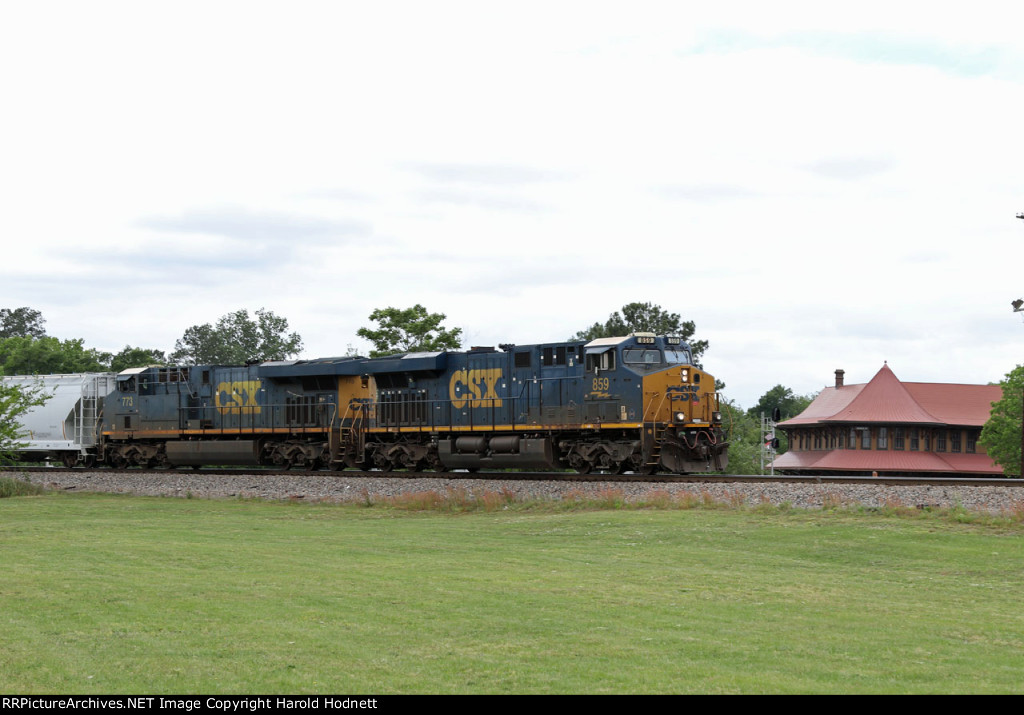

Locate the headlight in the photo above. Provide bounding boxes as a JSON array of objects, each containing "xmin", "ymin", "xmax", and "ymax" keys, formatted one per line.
[
  {"xmin": 680, "ymin": 368, "xmax": 689, "ymax": 383},
  {"xmin": 712, "ymin": 411, "xmax": 722, "ymax": 423},
  {"xmin": 674, "ymin": 412, "xmax": 687, "ymax": 423}
]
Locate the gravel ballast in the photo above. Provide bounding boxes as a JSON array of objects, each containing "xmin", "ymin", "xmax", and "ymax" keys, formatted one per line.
[{"xmin": 11, "ymin": 470, "xmax": 1024, "ymax": 515}]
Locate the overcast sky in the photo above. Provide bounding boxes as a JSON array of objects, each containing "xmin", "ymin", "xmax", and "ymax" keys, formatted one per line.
[{"xmin": 3, "ymin": 1, "xmax": 1023, "ymax": 409}]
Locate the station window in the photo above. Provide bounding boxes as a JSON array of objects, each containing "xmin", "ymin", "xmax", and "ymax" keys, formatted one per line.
[
  {"xmin": 878, "ymin": 427, "xmax": 888, "ymax": 450},
  {"xmin": 860, "ymin": 428, "xmax": 870, "ymax": 450},
  {"xmin": 966, "ymin": 431, "xmax": 977, "ymax": 453},
  {"xmin": 893, "ymin": 428, "xmax": 904, "ymax": 451},
  {"xmin": 936, "ymin": 431, "xmax": 946, "ymax": 452},
  {"xmin": 951, "ymin": 430, "xmax": 961, "ymax": 453},
  {"xmin": 910, "ymin": 429, "xmax": 919, "ymax": 451}
]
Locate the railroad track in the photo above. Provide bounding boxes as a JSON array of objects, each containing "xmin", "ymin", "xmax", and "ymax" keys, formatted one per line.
[{"xmin": 5, "ymin": 464, "xmax": 1022, "ymax": 489}]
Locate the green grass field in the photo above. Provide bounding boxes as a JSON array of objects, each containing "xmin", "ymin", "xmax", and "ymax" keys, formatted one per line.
[{"xmin": 2, "ymin": 489, "xmax": 1023, "ymax": 694}]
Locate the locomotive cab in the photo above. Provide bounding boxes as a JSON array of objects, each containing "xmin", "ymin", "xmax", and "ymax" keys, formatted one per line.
[{"xmin": 580, "ymin": 333, "xmax": 727, "ymax": 473}]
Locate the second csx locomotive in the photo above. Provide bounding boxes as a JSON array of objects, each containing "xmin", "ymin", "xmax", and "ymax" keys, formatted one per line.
[{"xmin": 50, "ymin": 333, "xmax": 728, "ymax": 474}]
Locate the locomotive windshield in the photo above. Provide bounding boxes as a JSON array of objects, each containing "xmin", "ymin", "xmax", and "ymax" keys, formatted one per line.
[
  {"xmin": 622, "ymin": 348, "xmax": 661, "ymax": 365},
  {"xmin": 664, "ymin": 347, "xmax": 692, "ymax": 365},
  {"xmin": 622, "ymin": 345, "xmax": 693, "ymax": 366}
]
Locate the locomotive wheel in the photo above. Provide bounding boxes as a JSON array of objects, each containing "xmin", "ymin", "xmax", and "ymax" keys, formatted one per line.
[
  {"xmin": 572, "ymin": 458, "xmax": 593, "ymax": 474},
  {"xmin": 568, "ymin": 452, "xmax": 593, "ymax": 474},
  {"xmin": 270, "ymin": 446, "xmax": 289, "ymax": 468},
  {"xmin": 348, "ymin": 456, "xmax": 374, "ymax": 471}
]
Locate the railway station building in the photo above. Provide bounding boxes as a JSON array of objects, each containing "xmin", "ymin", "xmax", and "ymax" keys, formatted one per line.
[{"xmin": 770, "ymin": 364, "xmax": 1004, "ymax": 477}]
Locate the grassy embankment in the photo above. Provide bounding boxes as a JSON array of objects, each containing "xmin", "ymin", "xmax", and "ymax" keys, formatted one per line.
[{"xmin": 2, "ymin": 480, "xmax": 1024, "ymax": 694}]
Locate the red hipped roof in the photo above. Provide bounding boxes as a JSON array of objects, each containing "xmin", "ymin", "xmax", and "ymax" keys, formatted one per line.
[{"xmin": 779, "ymin": 364, "xmax": 1001, "ymax": 428}]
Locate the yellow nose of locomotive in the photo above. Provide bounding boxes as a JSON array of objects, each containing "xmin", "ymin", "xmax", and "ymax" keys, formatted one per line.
[{"xmin": 641, "ymin": 363, "xmax": 727, "ymax": 473}]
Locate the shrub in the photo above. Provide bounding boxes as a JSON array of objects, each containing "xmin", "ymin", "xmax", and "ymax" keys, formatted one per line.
[{"xmin": 0, "ymin": 477, "xmax": 45, "ymax": 498}]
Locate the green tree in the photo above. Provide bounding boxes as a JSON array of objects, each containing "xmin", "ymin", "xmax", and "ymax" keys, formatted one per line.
[
  {"xmin": 719, "ymin": 398, "xmax": 762, "ymax": 475},
  {"xmin": 979, "ymin": 365, "xmax": 1024, "ymax": 477},
  {"xmin": 357, "ymin": 305, "xmax": 463, "ymax": 358},
  {"xmin": 169, "ymin": 308, "xmax": 303, "ymax": 365},
  {"xmin": 0, "ymin": 377, "xmax": 51, "ymax": 463},
  {"xmin": 110, "ymin": 346, "xmax": 168, "ymax": 372},
  {"xmin": 0, "ymin": 337, "xmax": 110, "ymax": 375},
  {"xmin": 0, "ymin": 307, "xmax": 46, "ymax": 339},
  {"xmin": 747, "ymin": 385, "xmax": 816, "ymax": 422},
  {"xmin": 572, "ymin": 302, "xmax": 709, "ymax": 364}
]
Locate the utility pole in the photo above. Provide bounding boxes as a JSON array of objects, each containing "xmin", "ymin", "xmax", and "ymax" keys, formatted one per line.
[{"xmin": 1017, "ymin": 213, "xmax": 1023, "ymax": 475}]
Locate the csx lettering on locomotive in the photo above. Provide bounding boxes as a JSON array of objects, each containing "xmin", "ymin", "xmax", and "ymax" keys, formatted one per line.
[
  {"xmin": 215, "ymin": 381, "xmax": 262, "ymax": 414},
  {"xmin": 448, "ymin": 368, "xmax": 503, "ymax": 409}
]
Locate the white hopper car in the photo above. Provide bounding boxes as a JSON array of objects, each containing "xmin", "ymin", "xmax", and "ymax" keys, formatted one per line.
[{"xmin": 2, "ymin": 373, "xmax": 115, "ymax": 467}]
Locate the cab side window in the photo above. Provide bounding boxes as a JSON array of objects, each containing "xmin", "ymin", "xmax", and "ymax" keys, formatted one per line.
[{"xmin": 585, "ymin": 350, "xmax": 616, "ymax": 372}]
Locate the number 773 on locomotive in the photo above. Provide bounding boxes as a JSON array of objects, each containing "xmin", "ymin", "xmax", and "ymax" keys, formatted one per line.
[{"xmin": 97, "ymin": 333, "xmax": 729, "ymax": 474}]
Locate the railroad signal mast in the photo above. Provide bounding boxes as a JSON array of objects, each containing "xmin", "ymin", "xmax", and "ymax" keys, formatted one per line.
[{"xmin": 761, "ymin": 407, "xmax": 781, "ymax": 475}]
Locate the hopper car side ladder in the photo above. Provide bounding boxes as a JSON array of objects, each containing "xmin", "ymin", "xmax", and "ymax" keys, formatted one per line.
[{"xmin": 76, "ymin": 375, "xmax": 114, "ymax": 450}]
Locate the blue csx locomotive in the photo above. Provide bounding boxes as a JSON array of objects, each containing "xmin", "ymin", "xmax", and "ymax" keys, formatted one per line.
[{"xmin": 68, "ymin": 333, "xmax": 727, "ymax": 474}]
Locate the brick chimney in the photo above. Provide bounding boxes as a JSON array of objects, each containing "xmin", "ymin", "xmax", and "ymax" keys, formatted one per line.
[{"xmin": 835, "ymin": 369, "xmax": 845, "ymax": 388}]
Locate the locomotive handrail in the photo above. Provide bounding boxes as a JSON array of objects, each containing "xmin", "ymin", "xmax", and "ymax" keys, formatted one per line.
[
  {"xmin": 176, "ymin": 400, "xmax": 335, "ymax": 435},
  {"xmin": 366, "ymin": 396, "xmax": 510, "ymax": 431},
  {"xmin": 642, "ymin": 390, "xmax": 668, "ymax": 423}
]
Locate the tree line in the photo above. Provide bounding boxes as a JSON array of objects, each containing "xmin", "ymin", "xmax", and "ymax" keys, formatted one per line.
[
  {"xmin": 0, "ymin": 302, "xmax": 711, "ymax": 372},
  {"xmin": 0, "ymin": 307, "xmax": 303, "ymax": 374}
]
